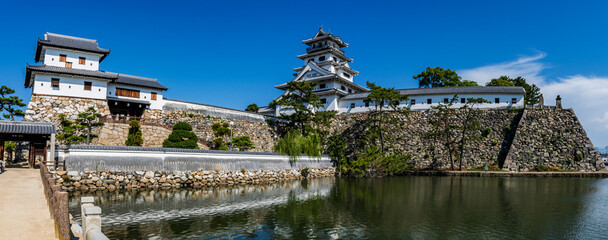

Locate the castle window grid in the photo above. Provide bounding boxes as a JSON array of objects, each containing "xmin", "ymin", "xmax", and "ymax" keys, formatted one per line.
[
  {"xmin": 59, "ymin": 54, "xmax": 66, "ymax": 62},
  {"xmin": 79, "ymin": 57, "xmax": 86, "ymax": 65},
  {"xmin": 151, "ymin": 92, "xmax": 157, "ymax": 101},
  {"xmin": 495, "ymin": 98, "xmax": 500, "ymax": 104},
  {"xmin": 84, "ymin": 81, "xmax": 92, "ymax": 91},
  {"xmin": 116, "ymin": 88, "xmax": 140, "ymax": 99},
  {"xmin": 51, "ymin": 78, "xmax": 60, "ymax": 89}
]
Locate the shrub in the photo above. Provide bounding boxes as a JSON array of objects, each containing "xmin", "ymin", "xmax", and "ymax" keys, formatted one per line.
[
  {"xmin": 212, "ymin": 138, "xmax": 229, "ymax": 150},
  {"xmin": 274, "ymin": 130, "xmax": 322, "ymax": 161},
  {"xmin": 229, "ymin": 136, "xmax": 254, "ymax": 151},
  {"xmin": 163, "ymin": 122, "xmax": 198, "ymax": 149},
  {"xmin": 575, "ymin": 154, "xmax": 583, "ymax": 161},
  {"xmin": 125, "ymin": 120, "xmax": 144, "ymax": 146},
  {"xmin": 241, "ymin": 168, "xmax": 247, "ymax": 174},
  {"xmin": 301, "ymin": 167, "xmax": 310, "ymax": 177}
]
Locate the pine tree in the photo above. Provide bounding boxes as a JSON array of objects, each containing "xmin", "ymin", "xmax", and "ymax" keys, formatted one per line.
[{"xmin": 125, "ymin": 120, "xmax": 144, "ymax": 146}]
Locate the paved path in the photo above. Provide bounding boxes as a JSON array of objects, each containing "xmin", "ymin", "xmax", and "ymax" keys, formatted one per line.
[{"xmin": 0, "ymin": 167, "xmax": 57, "ymax": 239}]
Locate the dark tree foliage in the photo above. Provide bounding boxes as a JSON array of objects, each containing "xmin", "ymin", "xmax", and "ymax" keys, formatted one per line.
[
  {"xmin": 211, "ymin": 122, "xmax": 230, "ymax": 150},
  {"xmin": 229, "ymin": 136, "xmax": 254, "ymax": 151},
  {"xmin": 163, "ymin": 122, "xmax": 199, "ymax": 149},
  {"xmin": 245, "ymin": 103, "xmax": 259, "ymax": 113},
  {"xmin": 269, "ymin": 80, "xmax": 325, "ymax": 135},
  {"xmin": 427, "ymin": 95, "xmax": 460, "ymax": 170},
  {"xmin": 56, "ymin": 114, "xmax": 85, "ymax": 145},
  {"xmin": 413, "ymin": 67, "xmax": 478, "ymax": 88},
  {"xmin": 125, "ymin": 120, "xmax": 144, "ymax": 146},
  {"xmin": 457, "ymin": 97, "xmax": 490, "ymax": 170},
  {"xmin": 0, "ymin": 85, "xmax": 26, "ymax": 120},
  {"xmin": 76, "ymin": 107, "xmax": 104, "ymax": 144},
  {"xmin": 363, "ymin": 81, "xmax": 409, "ymax": 152},
  {"xmin": 486, "ymin": 76, "xmax": 541, "ymax": 106}
]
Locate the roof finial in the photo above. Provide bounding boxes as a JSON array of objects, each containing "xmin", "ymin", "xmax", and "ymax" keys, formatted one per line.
[{"xmin": 319, "ymin": 25, "xmax": 323, "ymax": 31}]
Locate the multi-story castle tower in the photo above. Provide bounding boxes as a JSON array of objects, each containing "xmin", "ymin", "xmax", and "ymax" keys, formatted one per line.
[{"xmin": 270, "ymin": 27, "xmax": 368, "ymax": 115}]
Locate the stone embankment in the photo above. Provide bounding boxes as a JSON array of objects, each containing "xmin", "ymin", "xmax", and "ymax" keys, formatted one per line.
[{"xmin": 54, "ymin": 168, "xmax": 335, "ymax": 192}]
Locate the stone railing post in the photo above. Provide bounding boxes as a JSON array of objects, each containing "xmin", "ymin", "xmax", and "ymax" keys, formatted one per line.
[{"xmin": 81, "ymin": 197, "xmax": 109, "ymax": 240}]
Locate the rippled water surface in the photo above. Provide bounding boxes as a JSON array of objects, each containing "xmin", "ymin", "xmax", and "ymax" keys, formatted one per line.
[{"xmin": 69, "ymin": 176, "xmax": 608, "ymax": 239}]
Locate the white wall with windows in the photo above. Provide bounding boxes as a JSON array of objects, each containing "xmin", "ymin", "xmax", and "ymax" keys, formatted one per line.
[
  {"xmin": 42, "ymin": 47, "xmax": 102, "ymax": 71},
  {"xmin": 31, "ymin": 73, "xmax": 108, "ymax": 99},
  {"xmin": 106, "ymin": 84, "xmax": 164, "ymax": 110}
]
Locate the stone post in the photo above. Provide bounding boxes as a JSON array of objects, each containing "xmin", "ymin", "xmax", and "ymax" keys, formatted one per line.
[
  {"xmin": 556, "ymin": 95, "xmax": 562, "ymax": 109},
  {"xmin": 80, "ymin": 196, "xmax": 94, "ymax": 240},
  {"xmin": 49, "ymin": 133, "xmax": 56, "ymax": 169},
  {"xmin": 538, "ymin": 94, "xmax": 544, "ymax": 108}
]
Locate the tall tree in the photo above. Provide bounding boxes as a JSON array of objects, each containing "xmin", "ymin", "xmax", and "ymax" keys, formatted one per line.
[
  {"xmin": 245, "ymin": 103, "xmax": 259, "ymax": 113},
  {"xmin": 457, "ymin": 97, "xmax": 490, "ymax": 170},
  {"xmin": 75, "ymin": 107, "xmax": 104, "ymax": 144},
  {"xmin": 486, "ymin": 76, "xmax": 541, "ymax": 106},
  {"xmin": 269, "ymin": 80, "xmax": 326, "ymax": 135},
  {"xmin": 363, "ymin": 82, "xmax": 409, "ymax": 152},
  {"xmin": 56, "ymin": 114, "xmax": 85, "ymax": 145},
  {"xmin": 413, "ymin": 67, "xmax": 477, "ymax": 88},
  {"xmin": 427, "ymin": 95, "xmax": 459, "ymax": 170},
  {"xmin": 0, "ymin": 85, "xmax": 26, "ymax": 120},
  {"xmin": 125, "ymin": 120, "xmax": 144, "ymax": 146}
]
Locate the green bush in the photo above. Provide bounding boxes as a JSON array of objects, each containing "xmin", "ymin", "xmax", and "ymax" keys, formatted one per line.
[
  {"xmin": 163, "ymin": 122, "xmax": 198, "ymax": 149},
  {"xmin": 301, "ymin": 167, "xmax": 310, "ymax": 177},
  {"xmin": 534, "ymin": 165, "xmax": 549, "ymax": 172},
  {"xmin": 125, "ymin": 120, "xmax": 144, "ymax": 146},
  {"xmin": 274, "ymin": 130, "xmax": 322, "ymax": 161},
  {"xmin": 173, "ymin": 122, "xmax": 193, "ymax": 131},
  {"xmin": 212, "ymin": 138, "xmax": 229, "ymax": 150},
  {"xmin": 211, "ymin": 122, "xmax": 230, "ymax": 136},
  {"xmin": 229, "ymin": 136, "xmax": 254, "ymax": 151}
]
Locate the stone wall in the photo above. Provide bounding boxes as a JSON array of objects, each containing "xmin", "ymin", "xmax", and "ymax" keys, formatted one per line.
[
  {"xmin": 24, "ymin": 95, "xmax": 109, "ymax": 123},
  {"xmin": 329, "ymin": 109, "xmax": 522, "ymax": 170},
  {"xmin": 93, "ymin": 123, "xmax": 173, "ymax": 148},
  {"xmin": 503, "ymin": 108, "xmax": 605, "ymax": 171}
]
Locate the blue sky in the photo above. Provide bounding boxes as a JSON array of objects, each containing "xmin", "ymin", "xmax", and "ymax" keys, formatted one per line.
[{"xmin": 1, "ymin": 0, "xmax": 607, "ymax": 146}]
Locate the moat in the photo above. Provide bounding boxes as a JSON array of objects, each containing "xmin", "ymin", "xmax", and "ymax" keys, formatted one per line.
[{"xmin": 69, "ymin": 176, "xmax": 608, "ymax": 239}]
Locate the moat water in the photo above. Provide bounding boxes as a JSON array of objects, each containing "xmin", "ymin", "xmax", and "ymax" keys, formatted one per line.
[{"xmin": 69, "ymin": 176, "xmax": 608, "ymax": 239}]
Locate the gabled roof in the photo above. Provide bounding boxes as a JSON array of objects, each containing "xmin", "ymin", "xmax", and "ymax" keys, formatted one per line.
[
  {"xmin": 275, "ymin": 74, "xmax": 368, "ymax": 92},
  {"xmin": 340, "ymin": 86, "xmax": 527, "ymax": 100},
  {"xmin": 0, "ymin": 121, "xmax": 56, "ymax": 135},
  {"xmin": 25, "ymin": 64, "xmax": 119, "ymax": 87},
  {"xmin": 302, "ymin": 27, "xmax": 348, "ymax": 47},
  {"xmin": 35, "ymin": 33, "xmax": 111, "ymax": 62},
  {"xmin": 111, "ymin": 73, "xmax": 168, "ymax": 90}
]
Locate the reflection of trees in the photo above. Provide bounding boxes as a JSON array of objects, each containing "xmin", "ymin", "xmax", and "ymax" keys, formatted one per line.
[{"xmin": 68, "ymin": 177, "xmax": 597, "ymax": 239}]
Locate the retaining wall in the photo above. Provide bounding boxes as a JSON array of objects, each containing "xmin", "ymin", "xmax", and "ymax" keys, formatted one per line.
[{"xmin": 59, "ymin": 145, "xmax": 333, "ymax": 172}]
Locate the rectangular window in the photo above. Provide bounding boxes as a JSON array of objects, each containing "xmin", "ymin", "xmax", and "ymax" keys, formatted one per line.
[
  {"xmin": 348, "ymin": 89, "xmax": 352, "ymax": 93},
  {"xmin": 151, "ymin": 92, "xmax": 157, "ymax": 100},
  {"xmin": 59, "ymin": 54, "xmax": 66, "ymax": 62},
  {"xmin": 495, "ymin": 98, "xmax": 500, "ymax": 104},
  {"xmin": 350, "ymin": 103, "xmax": 355, "ymax": 108},
  {"xmin": 116, "ymin": 88, "xmax": 141, "ymax": 98},
  {"xmin": 65, "ymin": 62, "xmax": 72, "ymax": 68},
  {"xmin": 443, "ymin": 98, "xmax": 449, "ymax": 103},
  {"xmin": 51, "ymin": 78, "xmax": 60, "ymax": 88},
  {"xmin": 427, "ymin": 99, "xmax": 432, "ymax": 104},
  {"xmin": 512, "ymin": 98, "xmax": 517, "ymax": 104},
  {"xmin": 461, "ymin": 98, "xmax": 466, "ymax": 103},
  {"xmin": 411, "ymin": 99, "xmax": 416, "ymax": 105},
  {"xmin": 320, "ymin": 98, "xmax": 327, "ymax": 104},
  {"xmin": 84, "ymin": 81, "xmax": 92, "ymax": 91},
  {"xmin": 365, "ymin": 102, "xmax": 369, "ymax": 107},
  {"xmin": 319, "ymin": 83, "xmax": 326, "ymax": 89},
  {"xmin": 79, "ymin": 57, "xmax": 86, "ymax": 65},
  {"xmin": 340, "ymin": 85, "xmax": 346, "ymax": 91}
]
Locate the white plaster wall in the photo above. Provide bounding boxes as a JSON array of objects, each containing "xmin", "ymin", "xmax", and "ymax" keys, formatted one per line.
[
  {"xmin": 337, "ymin": 94, "xmax": 525, "ymax": 113},
  {"xmin": 32, "ymin": 73, "xmax": 108, "ymax": 99},
  {"xmin": 106, "ymin": 84, "xmax": 164, "ymax": 110},
  {"xmin": 163, "ymin": 99, "xmax": 266, "ymax": 122},
  {"xmin": 43, "ymin": 47, "xmax": 102, "ymax": 71}
]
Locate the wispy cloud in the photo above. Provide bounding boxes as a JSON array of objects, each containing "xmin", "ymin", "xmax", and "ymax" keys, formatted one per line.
[
  {"xmin": 458, "ymin": 53, "xmax": 608, "ymax": 147},
  {"xmin": 459, "ymin": 51, "xmax": 548, "ymax": 85}
]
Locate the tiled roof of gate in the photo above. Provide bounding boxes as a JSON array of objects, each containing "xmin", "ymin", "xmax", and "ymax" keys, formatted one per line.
[
  {"xmin": 113, "ymin": 74, "xmax": 168, "ymax": 90},
  {"xmin": 35, "ymin": 33, "xmax": 111, "ymax": 62},
  {"xmin": 24, "ymin": 64, "xmax": 119, "ymax": 87},
  {"xmin": 340, "ymin": 86, "xmax": 526, "ymax": 100},
  {"xmin": 0, "ymin": 121, "xmax": 56, "ymax": 135}
]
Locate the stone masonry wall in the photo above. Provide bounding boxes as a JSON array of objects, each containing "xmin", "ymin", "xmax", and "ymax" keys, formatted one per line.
[
  {"xmin": 93, "ymin": 123, "xmax": 174, "ymax": 148},
  {"xmin": 24, "ymin": 95, "xmax": 110, "ymax": 123},
  {"xmin": 329, "ymin": 109, "xmax": 522, "ymax": 170},
  {"xmin": 503, "ymin": 108, "xmax": 605, "ymax": 172}
]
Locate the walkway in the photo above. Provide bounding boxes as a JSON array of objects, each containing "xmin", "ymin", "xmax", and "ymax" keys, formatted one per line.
[{"xmin": 0, "ymin": 167, "xmax": 56, "ymax": 239}]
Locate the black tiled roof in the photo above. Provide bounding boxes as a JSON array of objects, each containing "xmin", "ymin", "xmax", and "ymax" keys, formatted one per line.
[
  {"xmin": 113, "ymin": 74, "xmax": 168, "ymax": 90},
  {"xmin": 340, "ymin": 86, "xmax": 527, "ymax": 100},
  {"xmin": 25, "ymin": 64, "xmax": 119, "ymax": 87},
  {"xmin": 35, "ymin": 33, "xmax": 111, "ymax": 62},
  {"xmin": 0, "ymin": 121, "xmax": 56, "ymax": 135}
]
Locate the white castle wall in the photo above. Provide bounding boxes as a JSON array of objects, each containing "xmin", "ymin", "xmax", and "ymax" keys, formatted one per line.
[
  {"xmin": 32, "ymin": 73, "xmax": 108, "ymax": 100},
  {"xmin": 43, "ymin": 47, "xmax": 102, "ymax": 71}
]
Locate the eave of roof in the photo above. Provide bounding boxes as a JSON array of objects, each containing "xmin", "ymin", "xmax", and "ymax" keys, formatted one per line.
[
  {"xmin": 275, "ymin": 75, "xmax": 368, "ymax": 92},
  {"xmin": 302, "ymin": 35, "xmax": 348, "ymax": 47},
  {"xmin": 112, "ymin": 73, "xmax": 168, "ymax": 90},
  {"xmin": 25, "ymin": 64, "xmax": 119, "ymax": 87},
  {"xmin": 297, "ymin": 49, "xmax": 353, "ymax": 62},
  {"xmin": 340, "ymin": 86, "xmax": 527, "ymax": 100},
  {"xmin": 0, "ymin": 121, "xmax": 56, "ymax": 135},
  {"xmin": 35, "ymin": 34, "xmax": 111, "ymax": 63}
]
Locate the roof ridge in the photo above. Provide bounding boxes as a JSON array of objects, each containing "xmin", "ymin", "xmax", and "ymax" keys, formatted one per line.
[{"xmin": 46, "ymin": 32, "xmax": 98, "ymax": 43}]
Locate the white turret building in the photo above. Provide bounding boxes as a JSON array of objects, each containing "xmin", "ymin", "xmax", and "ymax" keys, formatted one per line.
[{"xmin": 260, "ymin": 28, "xmax": 526, "ymax": 116}]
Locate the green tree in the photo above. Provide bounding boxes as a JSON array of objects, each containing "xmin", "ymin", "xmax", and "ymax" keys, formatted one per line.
[
  {"xmin": 0, "ymin": 85, "xmax": 26, "ymax": 120},
  {"xmin": 162, "ymin": 122, "xmax": 199, "ymax": 149},
  {"xmin": 229, "ymin": 136, "xmax": 254, "ymax": 151},
  {"xmin": 427, "ymin": 95, "xmax": 460, "ymax": 170},
  {"xmin": 274, "ymin": 130, "xmax": 322, "ymax": 161},
  {"xmin": 457, "ymin": 97, "xmax": 490, "ymax": 170},
  {"xmin": 363, "ymin": 82, "xmax": 409, "ymax": 152},
  {"xmin": 56, "ymin": 114, "xmax": 86, "ymax": 145},
  {"xmin": 269, "ymin": 80, "xmax": 325, "ymax": 135},
  {"xmin": 4, "ymin": 141, "xmax": 16, "ymax": 162},
  {"xmin": 245, "ymin": 103, "xmax": 259, "ymax": 113},
  {"xmin": 413, "ymin": 67, "xmax": 477, "ymax": 88},
  {"xmin": 75, "ymin": 107, "xmax": 104, "ymax": 144},
  {"xmin": 211, "ymin": 122, "xmax": 230, "ymax": 150},
  {"xmin": 125, "ymin": 120, "xmax": 144, "ymax": 146},
  {"xmin": 486, "ymin": 76, "xmax": 541, "ymax": 106}
]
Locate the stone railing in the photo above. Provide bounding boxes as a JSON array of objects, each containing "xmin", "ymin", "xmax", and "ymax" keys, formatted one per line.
[
  {"xmin": 80, "ymin": 197, "xmax": 109, "ymax": 240},
  {"xmin": 40, "ymin": 165, "xmax": 70, "ymax": 240}
]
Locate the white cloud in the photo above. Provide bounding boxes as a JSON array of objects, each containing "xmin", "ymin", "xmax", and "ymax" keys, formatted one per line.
[
  {"xmin": 458, "ymin": 54, "xmax": 608, "ymax": 147},
  {"xmin": 459, "ymin": 52, "xmax": 547, "ymax": 85}
]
